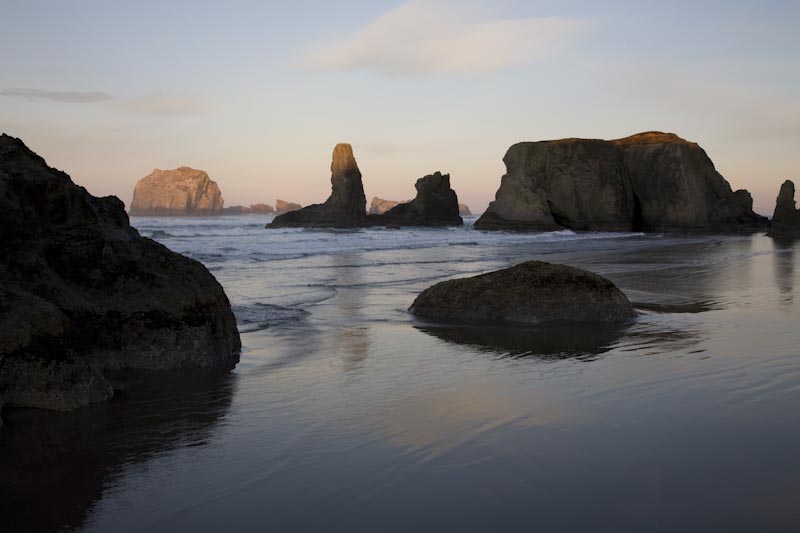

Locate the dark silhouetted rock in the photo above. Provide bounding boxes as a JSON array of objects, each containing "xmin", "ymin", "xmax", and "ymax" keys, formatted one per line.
[
  {"xmin": 734, "ymin": 189, "xmax": 754, "ymax": 212},
  {"xmin": 475, "ymin": 132, "xmax": 767, "ymax": 232},
  {"xmin": 369, "ymin": 197, "xmax": 401, "ymax": 215},
  {"xmin": 409, "ymin": 261, "xmax": 634, "ymax": 325},
  {"xmin": 769, "ymin": 180, "xmax": 800, "ymax": 237},
  {"xmin": 458, "ymin": 203, "xmax": 472, "ymax": 216},
  {"xmin": 375, "ymin": 172, "xmax": 463, "ymax": 227},
  {"xmin": 0, "ymin": 134, "xmax": 240, "ymax": 419},
  {"xmin": 275, "ymin": 199, "xmax": 302, "ymax": 215},
  {"xmin": 130, "ymin": 167, "xmax": 225, "ymax": 216},
  {"xmin": 267, "ymin": 144, "xmax": 367, "ymax": 228}
]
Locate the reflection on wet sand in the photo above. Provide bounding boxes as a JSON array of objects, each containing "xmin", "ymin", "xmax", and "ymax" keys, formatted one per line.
[
  {"xmin": 415, "ymin": 322, "xmax": 626, "ymax": 359},
  {"xmin": 0, "ymin": 370, "xmax": 235, "ymax": 533},
  {"xmin": 771, "ymin": 237, "xmax": 797, "ymax": 308},
  {"xmin": 331, "ymin": 253, "xmax": 370, "ymax": 371}
]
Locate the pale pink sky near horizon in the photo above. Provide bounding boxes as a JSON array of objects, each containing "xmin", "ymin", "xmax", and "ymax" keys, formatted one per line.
[{"xmin": 2, "ymin": 0, "xmax": 797, "ymax": 216}]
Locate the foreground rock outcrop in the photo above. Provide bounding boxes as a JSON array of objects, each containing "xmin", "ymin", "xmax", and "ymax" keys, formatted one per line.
[
  {"xmin": 769, "ymin": 180, "xmax": 800, "ymax": 237},
  {"xmin": 267, "ymin": 144, "xmax": 366, "ymax": 228},
  {"xmin": 267, "ymin": 145, "xmax": 464, "ymax": 228},
  {"xmin": 376, "ymin": 172, "xmax": 463, "ymax": 227},
  {"xmin": 130, "ymin": 167, "xmax": 225, "ymax": 216},
  {"xmin": 475, "ymin": 132, "xmax": 767, "ymax": 232},
  {"xmin": 0, "ymin": 134, "xmax": 240, "ymax": 420},
  {"xmin": 410, "ymin": 261, "xmax": 634, "ymax": 325},
  {"xmin": 275, "ymin": 199, "xmax": 302, "ymax": 215}
]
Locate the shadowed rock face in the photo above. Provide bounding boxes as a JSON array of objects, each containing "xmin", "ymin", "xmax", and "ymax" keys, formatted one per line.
[
  {"xmin": 376, "ymin": 172, "xmax": 463, "ymax": 227},
  {"xmin": 0, "ymin": 134, "xmax": 240, "ymax": 420},
  {"xmin": 130, "ymin": 167, "xmax": 224, "ymax": 216},
  {"xmin": 475, "ymin": 132, "xmax": 767, "ymax": 232},
  {"xmin": 267, "ymin": 144, "xmax": 367, "ymax": 228},
  {"xmin": 410, "ymin": 261, "xmax": 634, "ymax": 325},
  {"xmin": 769, "ymin": 180, "xmax": 800, "ymax": 237},
  {"xmin": 275, "ymin": 199, "xmax": 302, "ymax": 215}
]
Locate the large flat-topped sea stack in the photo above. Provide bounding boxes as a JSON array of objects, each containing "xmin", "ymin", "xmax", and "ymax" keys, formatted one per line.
[
  {"xmin": 475, "ymin": 132, "xmax": 767, "ymax": 232},
  {"xmin": 130, "ymin": 167, "xmax": 225, "ymax": 216},
  {"xmin": 769, "ymin": 180, "xmax": 800, "ymax": 237},
  {"xmin": 0, "ymin": 135, "xmax": 240, "ymax": 419},
  {"xmin": 369, "ymin": 197, "xmax": 401, "ymax": 215},
  {"xmin": 267, "ymin": 144, "xmax": 367, "ymax": 228}
]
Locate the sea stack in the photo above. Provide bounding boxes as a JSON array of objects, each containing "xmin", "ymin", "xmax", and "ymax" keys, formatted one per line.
[
  {"xmin": 267, "ymin": 144, "xmax": 367, "ymax": 228},
  {"xmin": 275, "ymin": 199, "xmax": 302, "ymax": 215},
  {"xmin": 769, "ymin": 180, "xmax": 800, "ymax": 237},
  {"xmin": 369, "ymin": 197, "xmax": 401, "ymax": 215},
  {"xmin": 130, "ymin": 167, "xmax": 225, "ymax": 216},
  {"xmin": 475, "ymin": 132, "xmax": 767, "ymax": 232},
  {"xmin": 459, "ymin": 204, "xmax": 472, "ymax": 216},
  {"xmin": 0, "ymin": 135, "xmax": 240, "ymax": 419},
  {"xmin": 376, "ymin": 172, "xmax": 463, "ymax": 227},
  {"xmin": 410, "ymin": 261, "xmax": 634, "ymax": 325}
]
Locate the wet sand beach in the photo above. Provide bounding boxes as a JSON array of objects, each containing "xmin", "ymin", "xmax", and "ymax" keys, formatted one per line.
[{"xmin": 2, "ymin": 216, "xmax": 798, "ymax": 532}]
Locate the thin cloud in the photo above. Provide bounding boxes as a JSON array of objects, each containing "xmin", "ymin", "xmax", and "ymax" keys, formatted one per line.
[
  {"xmin": 0, "ymin": 88, "xmax": 112, "ymax": 103},
  {"xmin": 300, "ymin": 1, "xmax": 589, "ymax": 76},
  {"xmin": 115, "ymin": 94, "xmax": 206, "ymax": 116}
]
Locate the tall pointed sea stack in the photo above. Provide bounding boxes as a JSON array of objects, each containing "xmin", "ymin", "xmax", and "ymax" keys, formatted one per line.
[
  {"xmin": 475, "ymin": 132, "xmax": 767, "ymax": 232},
  {"xmin": 267, "ymin": 143, "xmax": 367, "ymax": 228},
  {"xmin": 769, "ymin": 180, "xmax": 800, "ymax": 237}
]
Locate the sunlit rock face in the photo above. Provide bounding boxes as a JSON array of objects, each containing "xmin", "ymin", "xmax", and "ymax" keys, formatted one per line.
[
  {"xmin": 476, "ymin": 132, "xmax": 767, "ymax": 232},
  {"xmin": 769, "ymin": 180, "xmax": 800, "ymax": 237},
  {"xmin": 0, "ymin": 134, "xmax": 240, "ymax": 418},
  {"xmin": 275, "ymin": 199, "xmax": 302, "ymax": 215},
  {"xmin": 369, "ymin": 197, "xmax": 401, "ymax": 215},
  {"xmin": 224, "ymin": 203, "xmax": 275, "ymax": 215},
  {"xmin": 458, "ymin": 204, "xmax": 472, "ymax": 216},
  {"xmin": 130, "ymin": 167, "xmax": 224, "ymax": 216},
  {"xmin": 267, "ymin": 144, "xmax": 367, "ymax": 228},
  {"xmin": 410, "ymin": 261, "xmax": 634, "ymax": 325}
]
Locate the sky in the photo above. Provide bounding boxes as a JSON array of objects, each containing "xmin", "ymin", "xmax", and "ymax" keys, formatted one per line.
[{"xmin": 1, "ymin": 0, "xmax": 798, "ymax": 214}]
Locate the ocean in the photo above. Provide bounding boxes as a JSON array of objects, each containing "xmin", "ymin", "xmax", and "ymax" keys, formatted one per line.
[{"xmin": 3, "ymin": 215, "xmax": 799, "ymax": 532}]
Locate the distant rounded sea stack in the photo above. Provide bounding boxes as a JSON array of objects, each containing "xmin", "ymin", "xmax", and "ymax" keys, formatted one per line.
[
  {"xmin": 410, "ymin": 261, "xmax": 634, "ymax": 325},
  {"xmin": 475, "ymin": 132, "xmax": 767, "ymax": 232},
  {"xmin": 769, "ymin": 180, "xmax": 800, "ymax": 237},
  {"xmin": 458, "ymin": 203, "xmax": 472, "ymax": 216},
  {"xmin": 130, "ymin": 167, "xmax": 224, "ymax": 216},
  {"xmin": 275, "ymin": 199, "xmax": 302, "ymax": 215},
  {"xmin": 0, "ymin": 134, "xmax": 240, "ymax": 418},
  {"xmin": 267, "ymin": 144, "xmax": 368, "ymax": 228},
  {"xmin": 369, "ymin": 197, "xmax": 401, "ymax": 215}
]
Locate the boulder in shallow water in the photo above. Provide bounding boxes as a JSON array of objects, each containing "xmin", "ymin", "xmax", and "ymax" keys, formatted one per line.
[
  {"xmin": 130, "ymin": 167, "xmax": 225, "ymax": 216},
  {"xmin": 769, "ymin": 180, "xmax": 800, "ymax": 237},
  {"xmin": 409, "ymin": 261, "xmax": 634, "ymax": 325},
  {"xmin": 0, "ymin": 134, "xmax": 240, "ymax": 417}
]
